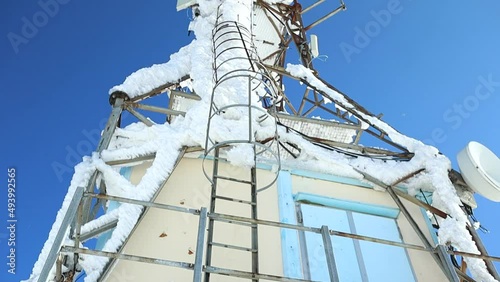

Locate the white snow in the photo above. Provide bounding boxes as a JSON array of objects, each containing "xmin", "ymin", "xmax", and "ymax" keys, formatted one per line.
[
  {"xmin": 474, "ymin": 221, "xmax": 482, "ymax": 230},
  {"xmin": 80, "ymin": 209, "xmax": 119, "ymax": 237},
  {"xmin": 27, "ymin": 0, "xmax": 497, "ymax": 281},
  {"xmin": 109, "ymin": 45, "xmax": 192, "ymax": 98}
]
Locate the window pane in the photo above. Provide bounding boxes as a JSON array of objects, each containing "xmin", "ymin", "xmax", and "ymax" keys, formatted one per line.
[
  {"xmin": 302, "ymin": 204, "xmax": 363, "ymax": 282},
  {"xmin": 352, "ymin": 212, "xmax": 415, "ymax": 282},
  {"xmin": 301, "ymin": 204, "xmax": 415, "ymax": 282}
]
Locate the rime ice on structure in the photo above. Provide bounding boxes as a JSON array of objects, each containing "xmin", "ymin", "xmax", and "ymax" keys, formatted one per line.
[{"xmin": 26, "ymin": 0, "xmax": 498, "ymax": 281}]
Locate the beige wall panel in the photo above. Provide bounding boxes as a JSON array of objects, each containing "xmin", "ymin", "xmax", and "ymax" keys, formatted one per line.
[{"xmin": 104, "ymin": 157, "xmax": 283, "ymax": 281}]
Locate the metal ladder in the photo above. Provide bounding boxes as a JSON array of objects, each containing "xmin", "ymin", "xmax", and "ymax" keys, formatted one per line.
[{"xmin": 202, "ymin": 6, "xmax": 281, "ymax": 281}]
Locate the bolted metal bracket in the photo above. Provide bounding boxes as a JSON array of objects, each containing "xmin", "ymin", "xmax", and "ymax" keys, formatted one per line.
[{"xmin": 109, "ymin": 91, "xmax": 130, "ymax": 105}]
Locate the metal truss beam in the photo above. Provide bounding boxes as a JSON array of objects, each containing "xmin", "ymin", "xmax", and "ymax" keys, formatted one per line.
[
  {"xmin": 105, "ymin": 153, "xmax": 156, "ymax": 166},
  {"xmin": 278, "ymin": 2, "xmax": 315, "ymax": 68},
  {"xmin": 321, "ymin": 225, "xmax": 340, "ymax": 282},
  {"xmin": 79, "ymin": 219, "xmax": 118, "ymax": 242},
  {"xmin": 128, "ymin": 74, "xmax": 190, "ymax": 103},
  {"xmin": 61, "ymin": 246, "xmax": 194, "ymax": 270},
  {"xmin": 79, "ymin": 94, "xmax": 126, "ymax": 227},
  {"xmin": 266, "ymin": 64, "xmax": 411, "ymax": 154},
  {"xmin": 125, "ymin": 105, "xmax": 155, "ymax": 126},
  {"xmin": 39, "ymin": 186, "xmax": 85, "ymax": 282},
  {"xmin": 304, "ymin": 1, "xmax": 346, "ymax": 31},
  {"xmin": 301, "ymin": 0, "xmax": 325, "ymax": 14},
  {"xmin": 85, "ymin": 192, "xmax": 200, "ymax": 216},
  {"xmin": 127, "ymin": 102, "xmax": 186, "ymax": 117},
  {"xmin": 465, "ymin": 223, "xmax": 500, "ymax": 280}
]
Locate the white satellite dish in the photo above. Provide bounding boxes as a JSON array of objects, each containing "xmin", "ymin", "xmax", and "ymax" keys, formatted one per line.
[{"xmin": 457, "ymin": 141, "xmax": 500, "ymax": 202}]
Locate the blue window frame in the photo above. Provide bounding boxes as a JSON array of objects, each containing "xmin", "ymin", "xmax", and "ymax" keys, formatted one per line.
[
  {"xmin": 298, "ymin": 202, "xmax": 416, "ymax": 282},
  {"xmin": 277, "ymin": 171, "xmax": 417, "ymax": 281}
]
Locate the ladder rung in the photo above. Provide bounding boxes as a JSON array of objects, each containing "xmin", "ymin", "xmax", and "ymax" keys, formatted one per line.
[
  {"xmin": 213, "ymin": 175, "xmax": 254, "ymax": 185},
  {"xmin": 214, "ymin": 217, "xmax": 257, "ymax": 228},
  {"xmin": 209, "ymin": 242, "xmax": 257, "ymax": 252},
  {"xmin": 204, "ymin": 266, "xmax": 318, "ymax": 282},
  {"xmin": 214, "ymin": 195, "xmax": 256, "ymax": 205}
]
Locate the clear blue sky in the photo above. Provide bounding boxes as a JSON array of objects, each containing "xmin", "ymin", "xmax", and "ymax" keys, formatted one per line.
[{"xmin": 1, "ymin": 1, "xmax": 500, "ymax": 281}]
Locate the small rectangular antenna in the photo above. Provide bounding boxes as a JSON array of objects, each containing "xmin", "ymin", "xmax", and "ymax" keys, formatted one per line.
[{"xmin": 310, "ymin": 34, "xmax": 319, "ymax": 58}]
